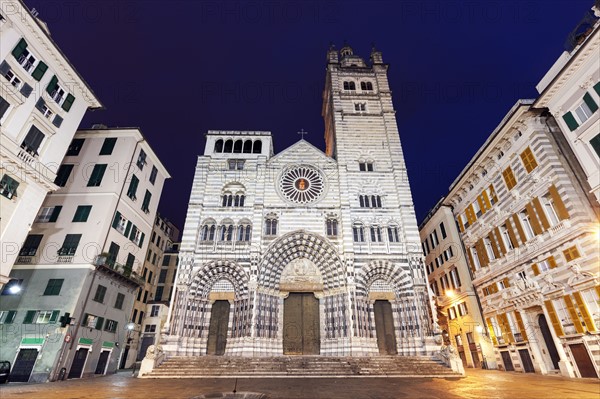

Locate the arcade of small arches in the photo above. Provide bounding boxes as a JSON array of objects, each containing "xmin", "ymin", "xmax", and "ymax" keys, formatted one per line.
[
  {"xmin": 199, "ymin": 218, "xmax": 252, "ymax": 242},
  {"xmin": 214, "ymin": 138, "xmax": 263, "ymax": 154},
  {"xmin": 342, "ymin": 81, "xmax": 374, "ymax": 91}
]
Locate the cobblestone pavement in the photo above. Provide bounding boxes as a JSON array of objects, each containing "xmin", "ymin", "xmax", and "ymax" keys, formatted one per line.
[{"xmin": 0, "ymin": 369, "xmax": 598, "ymax": 399}]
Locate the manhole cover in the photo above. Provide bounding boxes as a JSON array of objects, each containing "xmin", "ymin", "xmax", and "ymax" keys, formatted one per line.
[{"xmin": 191, "ymin": 393, "xmax": 268, "ymax": 399}]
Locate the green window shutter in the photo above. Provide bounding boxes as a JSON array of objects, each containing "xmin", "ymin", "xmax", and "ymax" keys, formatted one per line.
[
  {"xmin": 139, "ymin": 232, "xmax": 145, "ymax": 248},
  {"xmin": 583, "ymin": 92, "xmax": 599, "ymax": 113},
  {"xmin": 62, "ymin": 94, "xmax": 75, "ymax": 112},
  {"xmin": 594, "ymin": 82, "xmax": 600, "ymax": 97},
  {"xmin": 124, "ymin": 221, "xmax": 132, "ymax": 236},
  {"xmin": 562, "ymin": 112, "xmax": 579, "ymax": 131},
  {"xmin": 82, "ymin": 313, "xmax": 89, "ymax": 326},
  {"xmin": 11, "ymin": 38, "xmax": 27, "ymax": 59},
  {"xmin": 129, "ymin": 225, "xmax": 138, "ymax": 240},
  {"xmin": 46, "ymin": 75, "xmax": 58, "ymax": 95},
  {"xmin": 96, "ymin": 317, "xmax": 104, "ymax": 330},
  {"xmin": 112, "ymin": 211, "xmax": 121, "ymax": 229},
  {"xmin": 590, "ymin": 134, "xmax": 600, "ymax": 159},
  {"xmin": 49, "ymin": 206, "xmax": 62, "ymax": 222},
  {"xmin": 23, "ymin": 310, "xmax": 36, "ymax": 324},
  {"xmin": 31, "ymin": 61, "xmax": 48, "ymax": 81},
  {"xmin": 5, "ymin": 310, "xmax": 16, "ymax": 324},
  {"xmin": 49, "ymin": 310, "xmax": 60, "ymax": 323}
]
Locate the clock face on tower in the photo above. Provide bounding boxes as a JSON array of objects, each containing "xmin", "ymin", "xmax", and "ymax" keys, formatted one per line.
[{"xmin": 278, "ymin": 165, "xmax": 325, "ymax": 204}]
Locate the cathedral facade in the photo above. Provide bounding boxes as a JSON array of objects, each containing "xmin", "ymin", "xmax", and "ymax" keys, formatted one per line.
[{"xmin": 162, "ymin": 46, "xmax": 437, "ymax": 357}]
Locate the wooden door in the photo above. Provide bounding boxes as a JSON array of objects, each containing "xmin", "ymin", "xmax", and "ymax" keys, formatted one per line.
[
  {"xmin": 283, "ymin": 293, "xmax": 320, "ymax": 355},
  {"xmin": 538, "ymin": 314, "xmax": 560, "ymax": 369},
  {"xmin": 518, "ymin": 349, "xmax": 535, "ymax": 372},
  {"xmin": 68, "ymin": 348, "xmax": 89, "ymax": 379},
  {"xmin": 501, "ymin": 351, "xmax": 514, "ymax": 371},
  {"xmin": 570, "ymin": 343, "xmax": 598, "ymax": 378},
  {"xmin": 207, "ymin": 300, "xmax": 230, "ymax": 355},
  {"xmin": 10, "ymin": 349, "xmax": 38, "ymax": 382},
  {"xmin": 374, "ymin": 300, "xmax": 397, "ymax": 355},
  {"xmin": 94, "ymin": 350, "xmax": 110, "ymax": 375}
]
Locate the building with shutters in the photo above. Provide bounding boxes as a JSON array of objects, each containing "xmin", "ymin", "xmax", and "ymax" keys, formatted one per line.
[
  {"xmin": 534, "ymin": 5, "xmax": 600, "ymax": 209},
  {"xmin": 419, "ymin": 202, "xmax": 497, "ymax": 369},
  {"xmin": 444, "ymin": 100, "xmax": 600, "ymax": 378},
  {"xmin": 162, "ymin": 45, "xmax": 438, "ymax": 359},
  {"xmin": 0, "ymin": 127, "xmax": 170, "ymax": 382},
  {"xmin": 122, "ymin": 214, "xmax": 179, "ymax": 368},
  {"xmin": 0, "ymin": 1, "xmax": 102, "ymax": 287}
]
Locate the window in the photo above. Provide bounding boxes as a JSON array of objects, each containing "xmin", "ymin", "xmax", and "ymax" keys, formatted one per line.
[
  {"xmin": 219, "ymin": 224, "xmax": 234, "ymax": 241},
  {"xmin": 0, "ymin": 96, "xmax": 9, "ymax": 121},
  {"xmin": 35, "ymin": 310, "xmax": 59, "ymax": 324},
  {"xmin": 519, "ymin": 211, "xmax": 535, "ymax": 240},
  {"xmin": 541, "ymin": 194, "xmax": 560, "ymax": 226},
  {"xmin": 35, "ymin": 206, "xmax": 62, "ymax": 222},
  {"xmin": 93, "ymin": 285, "xmax": 107, "ymax": 303},
  {"xmin": 141, "ymin": 190, "xmax": 151, "ymax": 213},
  {"xmin": 21, "ymin": 125, "xmax": 45, "ymax": 156},
  {"xmin": 458, "ymin": 302, "xmax": 468, "ymax": 316},
  {"xmin": 107, "ymin": 242, "xmax": 119, "ymax": 267},
  {"xmin": 370, "ymin": 226, "xmax": 382, "ymax": 242},
  {"xmin": 502, "ymin": 167, "xmax": 517, "ymax": 190},
  {"xmin": 360, "ymin": 81, "xmax": 373, "ymax": 91},
  {"xmin": 127, "ymin": 175, "xmax": 139, "ymax": 200},
  {"xmin": 87, "ymin": 164, "xmax": 107, "ymax": 187},
  {"xmin": 99, "ymin": 137, "xmax": 117, "ymax": 155},
  {"xmin": 201, "ymin": 224, "xmax": 216, "ymax": 241},
  {"xmin": 66, "ymin": 139, "xmax": 85, "ymax": 156},
  {"xmin": 104, "ymin": 319, "xmax": 118, "ymax": 333},
  {"xmin": 3, "ymin": 69, "xmax": 21, "ymax": 89},
  {"xmin": 151, "ymin": 305, "xmax": 160, "ymax": 317},
  {"xmin": 439, "ymin": 222, "xmax": 447, "ymax": 239},
  {"xmin": 470, "ymin": 247, "xmax": 481, "ymax": 270},
  {"xmin": 448, "ymin": 307, "xmax": 456, "ymax": 320},
  {"xmin": 137, "ymin": 149, "xmax": 147, "ymax": 169},
  {"xmin": 553, "ymin": 298, "xmax": 576, "ymax": 335},
  {"xmin": 343, "ymin": 81, "xmax": 356, "ymax": 90},
  {"xmin": 573, "ymin": 101, "xmax": 594, "ymax": 125},
  {"xmin": 590, "ymin": 133, "xmax": 600, "ymax": 159},
  {"xmin": 484, "ymin": 237, "xmax": 496, "ymax": 261},
  {"xmin": 228, "ymin": 160, "xmax": 245, "ymax": 170},
  {"xmin": 563, "ymin": 246, "xmax": 580, "ymax": 262},
  {"xmin": 387, "ymin": 226, "xmax": 400, "ymax": 242},
  {"xmin": 145, "ymin": 324, "xmax": 157, "ymax": 333},
  {"xmin": 138, "ymin": 311, "xmax": 144, "ymax": 324},
  {"xmin": 431, "ymin": 230, "xmax": 439, "ymax": 247},
  {"xmin": 520, "ymin": 147, "xmax": 538, "ymax": 173},
  {"xmin": 72, "ymin": 205, "xmax": 92, "ymax": 222},
  {"xmin": 265, "ymin": 217, "xmax": 278, "ymax": 235},
  {"xmin": 359, "ymin": 195, "xmax": 382, "ymax": 208},
  {"xmin": 326, "ymin": 218, "xmax": 338, "ymax": 237},
  {"xmin": 46, "ymin": 76, "xmax": 67, "ymax": 105},
  {"xmin": 472, "ymin": 201, "xmax": 482, "ymax": 218},
  {"xmin": 0, "ymin": 310, "xmax": 17, "ymax": 324},
  {"xmin": 58, "ymin": 234, "xmax": 81, "ymax": 256},
  {"xmin": 127, "ymin": 253, "xmax": 135, "ymax": 270},
  {"xmin": 43, "ymin": 279, "xmax": 63, "ymax": 295},
  {"xmin": 353, "ymin": 225, "xmax": 365, "ymax": 242},
  {"xmin": 354, "ymin": 103, "xmax": 366, "ymax": 111},
  {"xmin": 358, "ymin": 162, "xmax": 373, "ymax": 171},
  {"xmin": 158, "ymin": 269, "xmax": 168, "ymax": 284},
  {"xmin": 149, "ymin": 166, "xmax": 158, "ymax": 184},
  {"xmin": 454, "ymin": 334, "xmax": 462, "ymax": 346},
  {"xmin": 500, "ymin": 224, "xmax": 514, "ymax": 250},
  {"xmin": 1, "ymin": 279, "xmax": 23, "ymax": 295},
  {"xmin": 237, "ymin": 224, "xmax": 252, "ymax": 242},
  {"xmin": 54, "ymin": 164, "xmax": 74, "ymax": 187},
  {"xmin": 143, "ymin": 290, "xmax": 149, "ymax": 303},
  {"xmin": 82, "ymin": 314, "xmax": 103, "ymax": 329},
  {"xmin": 19, "ymin": 234, "xmax": 43, "ymax": 256},
  {"xmin": 155, "ymin": 286, "xmax": 164, "ymax": 301}
]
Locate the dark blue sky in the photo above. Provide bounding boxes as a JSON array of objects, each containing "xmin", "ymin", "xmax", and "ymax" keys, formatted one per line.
[{"xmin": 26, "ymin": 0, "xmax": 593, "ymax": 232}]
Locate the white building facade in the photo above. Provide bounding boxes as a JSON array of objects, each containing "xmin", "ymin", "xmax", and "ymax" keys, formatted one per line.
[
  {"xmin": 163, "ymin": 46, "xmax": 437, "ymax": 358},
  {"xmin": 0, "ymin": 1, "xmax": 102, "ymax": 286}
]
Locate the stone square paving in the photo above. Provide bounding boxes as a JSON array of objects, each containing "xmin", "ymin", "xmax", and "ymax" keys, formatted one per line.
[{"xmin": 0, "ymin": 369, "xmax": 599, "ymax": 399}]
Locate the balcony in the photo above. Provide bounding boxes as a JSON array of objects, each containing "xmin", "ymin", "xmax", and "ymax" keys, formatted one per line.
[{"xmin": 94, "ymin": 255, "xmax": 144, "ymax": 287}]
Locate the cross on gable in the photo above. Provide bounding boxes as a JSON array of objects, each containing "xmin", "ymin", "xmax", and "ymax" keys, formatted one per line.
[{"xmin": 297, "ymin": 129, "xmax": 308, "ymax": 140}]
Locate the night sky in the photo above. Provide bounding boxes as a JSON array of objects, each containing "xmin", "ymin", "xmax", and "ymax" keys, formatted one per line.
[{"xmin": 25, "ymin": 0, "xmax": 593, "ymax": 233}]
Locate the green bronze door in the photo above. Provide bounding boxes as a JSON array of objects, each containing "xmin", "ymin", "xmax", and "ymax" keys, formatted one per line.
[
  {"xmin": 207, "ymin": 300, "xmax": 230, "ymax": 355},
  {"xmin": 283, "ymin": 293, "xmax": 320, "ymax": 355},
  {"xmin": 374, "ymin": 300, "xmax": 397, "ymax": 355}
]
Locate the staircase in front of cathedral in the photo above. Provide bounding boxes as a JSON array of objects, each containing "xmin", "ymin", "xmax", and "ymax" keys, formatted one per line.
[{"xmin": 142, "ymin": 356, "xmax": 463, "ymax": 378}]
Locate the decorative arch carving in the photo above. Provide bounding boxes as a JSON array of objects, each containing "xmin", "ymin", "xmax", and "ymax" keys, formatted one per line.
[
  {"xmin": 355, "ymin": 260, "xmax": 412, "ymax": 297},
  {"xmin": 188, "ymin": 259, "xmax": 249, "ymax": 298},
  {"xmin": 257, "ymin": 230, "xmax": 345, "ymax": 291}
]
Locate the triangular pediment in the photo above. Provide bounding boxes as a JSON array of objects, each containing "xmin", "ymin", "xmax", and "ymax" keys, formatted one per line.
[{"xmin": 269, "ymin": 140, "xmax": 336, "ymax": 166}]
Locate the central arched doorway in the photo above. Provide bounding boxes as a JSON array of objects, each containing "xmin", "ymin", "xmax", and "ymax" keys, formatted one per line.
[
  {"xmin": 374, "ymin": 300, "xmax": 397, "ymax": 355},
  {"xmin": 283, "ymin": 292, "xmax": 320, "ymax": 355}
]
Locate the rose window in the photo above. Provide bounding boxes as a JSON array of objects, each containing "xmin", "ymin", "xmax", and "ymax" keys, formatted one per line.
[{"xmin": 279, "ymin": 165, "xmax": 325, "ymax": 204}]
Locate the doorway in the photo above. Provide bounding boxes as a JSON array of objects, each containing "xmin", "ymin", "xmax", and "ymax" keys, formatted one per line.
[
  {"xmin": 538, "ymin": 314, "xmax": 560, "ymax": 369},
  {"xmin": 570, "ymin": 343, "xmax": 598, "ymax": 378},
  {"xmin": 283, "ymin": 292, "xmax": 320, "ymax": 355},
  {"xmin": 10, "ymin": 348, "xmax": 38, "ymax": 382},
  {"xmin": 207, "ymin": 300, "xmax": 230, "ymax": 355},
  {"xmin": 518, "ymin": 348, "xmax": 535, "ymax": 372},
  {"xmin": 94, "ymin": 350, "xmax": 110, "ymax": 375},
  {"xmin": 501, "ymin": 351, "xmax": 514, "ymax": 371},
  {"xmin": 68, "ymin": 348, "xmax": 89, "ymax": 379},
  {"xmin": 374, "ymin": 300, "xmax": 397, "ymax": 355}
]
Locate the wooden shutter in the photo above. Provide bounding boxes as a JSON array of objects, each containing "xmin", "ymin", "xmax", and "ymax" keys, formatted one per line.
[
  {"xmin": 5, "ymin": 310, "xmax": 16, "ymax": 324},
  {"xmin": 488, "ymin": 233, "xmax": 500, "ymax": 259},
  {"xmin": 457, "ymin": 215, "xmax": 465, "ymax": 232},
  {"xmin": 532, "ymin": 197, "xmax": 550, "ymax": 230},
  {"xmin": 548, "ymin": 185, "xmax": 569, "ymax": 220},
  {"xmin": 498, "ymin": 313, "xmax": 515, "ymax": 343},
  {"xmin": 486, "ymin": 318, "xmax": 498, "ymax": 345},
  {"xmin": 96, "ymin": 317, "xmax": 104, "ymax": 330},
  {"xmin": 564, "ymin": 295, "xmax": 584, "ymax": 333},
  {"xmin": 512, "ymin": 214, "xmax": 527, "ymax": 244},
  {"xmin": 129, "ymin": 225, "xmax": 138, "ymax": 240},
  {"xmin": 112, "ymin": 211, "xmax": 121, "ymax": 229},
  {"xmin": 49, "ymin": 206, "xmax": 62, "ymax": 222},
  {"xmin": 505, "ymin": 219, "xmax": 520, "ymax": 248},
  {"xmin": 31, "ymin": 61, "xmax": 48, "ymax": 81},
  {"xmin": 477, "ymin": 195, "xmax": 486, "ymax": 214},
  {"xmin": 514, "ymin": 311, "xmax": 528, "ymax": 341},
  {"xmin": 11, "ymin": 38, "xmax": 27, "ymax": 59},
  {"xmin": 476, "ymin": 239, "xmax": 489, "ymax": 267},
  {"xmin": 502, "ymin": 277, "xmax": 510, "ymax": 288},
  {"xmin": 573, "ymin": 292, "xmax": 597, "ymax": 332},
  {"xmin": 494, "ymin": 227, "xmax": 506, "ymax": 255},
  {"xmin": 545, "ymin": 300, "xmax": 564, "ymax": 337},
  {"xmin": 49, "ymin": 310, "xmax": 60, "ymax": 323},
  {"xmin": 466, "ymin": 204, "xmax": 476, "ymax": 224},
  {"xmin": 583, "ymin": 92, "xmax": 599, "ymax": 113},
  {"xmin": 532, "ymin": 263, "xmax": 540, "ymax": 276},
  {"xmin": 46, "ymin": 75, "xmax": 58, "ymax": 95},
  {"xmin": 139, "ymin": 232, "xmax": 145, "ymax": 247},
  {"xmin": 124, "ymin": 221, "xmax": 132, "ymax": 236},
  {"xmin": 526, "ymin": 203, "xmax": 542, "ymax": 235},
  {"xmin": 482, "ymin": 190, "xmax": 492, "ymax": 210},
  {"xmin": 594, "ymin": 82, "xmax": 600, "ymax": 96},
  {"xmin": 62, "ymin": 94, "xmax": 75, "ymax": 112},
  {"xmin": 548, "ymin": 256, "xmax": 557, "ymax": 269},
  {"xmin": 23, "ymin": 310, "xmax": 36, "ymax": 324},
  {"xmin": 562, "ymin": 112, "xmax": 579, "ymax": 131},
  {"xmin": 466, "ymin": 246, "xmax": 476, "ymax": 273}
]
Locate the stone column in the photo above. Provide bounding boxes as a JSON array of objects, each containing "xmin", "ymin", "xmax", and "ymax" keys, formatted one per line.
[
  {"xmin": 541, "ymin": 303, "xmax": 575, "ymax": 377},
  {"xmin": 519, "ymin": 310, "xmax": 548, "ymax": 374}
]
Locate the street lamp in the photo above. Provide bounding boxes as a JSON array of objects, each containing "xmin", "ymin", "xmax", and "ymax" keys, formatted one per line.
[{"xmin": 8, "ymin": 285, "xmax": 21, "ymax": 294}]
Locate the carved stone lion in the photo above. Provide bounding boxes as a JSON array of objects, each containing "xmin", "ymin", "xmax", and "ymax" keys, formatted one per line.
[{"xmin": 145, "ymin": 344, "xmax": 163, "ymax": 359}]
